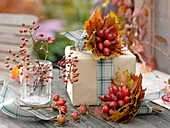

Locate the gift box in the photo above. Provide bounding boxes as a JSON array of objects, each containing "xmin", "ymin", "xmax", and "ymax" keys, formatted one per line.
[{"xmin": 65, "ymin": 46, "xmax": 136, "ymax": 106}]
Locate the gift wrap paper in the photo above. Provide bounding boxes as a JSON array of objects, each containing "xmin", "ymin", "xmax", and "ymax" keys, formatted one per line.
[{"xmin": 65, "ymin": 46, "xmax": 136, "ymax": 106}]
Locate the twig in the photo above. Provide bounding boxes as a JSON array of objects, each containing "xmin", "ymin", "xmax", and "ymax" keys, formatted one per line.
[
  {"xmin": 20, "ymin": 104, "xmax": 52, "ymax": 108},
  {"xmin": 142, "ymin": 41, "xmax": 170, "ymax": 58},
  {"xmin": 133, "ymin": 51, "xmax": 145, "ymax": 63},
  {"xmin": 151, "ymin": 71, "xmax": 169, "ymax": 85},
  {"xmin": 140, "ymin": 0, "xmax": 146, "ymax": 11}
]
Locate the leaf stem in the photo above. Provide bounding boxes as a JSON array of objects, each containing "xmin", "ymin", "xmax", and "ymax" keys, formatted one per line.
[{"xmin": 142, "ymin": 41, "xmax": 170, "ymax": 58}]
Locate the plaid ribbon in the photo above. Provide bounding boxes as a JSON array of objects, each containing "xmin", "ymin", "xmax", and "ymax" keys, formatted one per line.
[
  {"xmin": 97, "ymin": 58, "xmax": 113, "ymax": 103},
  {"xmin": 60, "ymin": 30, "xmax": 87, "ymax": 51}
]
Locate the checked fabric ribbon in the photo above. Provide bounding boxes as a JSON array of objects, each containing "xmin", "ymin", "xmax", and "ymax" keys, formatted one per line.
[{"xmin": 0, "ymin": 78, "xmax": 165, "ymax": 120}]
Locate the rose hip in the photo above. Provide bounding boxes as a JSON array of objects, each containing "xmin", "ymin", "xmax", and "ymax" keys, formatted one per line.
[
  {"xmin": 103, "ymin": 40, "xmax": 111, "ymax": 47},
  {"xmin": 55, "ymin": 99, "xmax": 66, "ymax": 106},
  {"xmin": 97, "ymin": 43, "xmax": 104, "ymax": 52},
  {"xmin": 118, "ymin": 100, "xmax": 125, "ymax": 107},
  {"xmin": 53, "ymin": 94, "xmax": 60, "ymax": 101},
  {"xmin": 116, "ymin": 91, "xmax": 124, "ymax": 99},
  {"xmin": 103, "ymin": 47, "xmax": 111, "ymax": 56},
  {"xmin": 96, "ymin": 37, "xmax": 102, "ymax": 43},
  {"xmin": 102, "ymin": 104, "xmax": 110, "ymax": 113},
  {"xmin": 112, "ymin": 86, "xmax": 119, "ymax": 95},
  {"xmin": 56, "ymin": 114, "xmax": 66, "ymax": 122},
  {"xmin": 71, "ymin": 112, "xmax": 80, "ymax": 121},
  {"xmin": 58, "ymin": 106, "xmax": 67, "ymax": 114},
  {"xmin": 122, "ymin": 88, "xmax": 130, "ymax": 96},
  {"xmin": 108, "ymin": 101, "xmax": 117, "ymax": 109},
  {"xmin": 77, "ymin": 105, "xmax": 87, "ymax": 115},
  {"xmin": 97, "ymin": 30, "xmax": 105, "ymax": 37},
  {"xmin": 124, "ymin": 96, "xmax": 131, "ymax": 103}
]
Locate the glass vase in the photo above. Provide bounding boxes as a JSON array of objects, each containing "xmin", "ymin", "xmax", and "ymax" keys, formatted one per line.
[{"xmin": 20, "ymin": 60, "xmax": 52, "ymax": 105}]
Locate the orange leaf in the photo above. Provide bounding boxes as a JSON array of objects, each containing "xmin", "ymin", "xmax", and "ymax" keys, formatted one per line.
[
  {"xmin": 150, "ymin": 56, "xmax": 158, "ymax": 70},
  {"xmin": 92, "ymin": 106, "xmax": 102, "ymax": 116},
  {"xmin": 103, "ymin": 13, "xmax": 119, "ymax": 30},
  {"xmin": 10, "ymin": 67, "xmax": 20, "ymax": 82},
  {"xmin": 143, "ymin": 9, "xmax": 148, "ymax": 17},
  {"xmin": 84, "ymin": 8, "xmax": 103, "ymax": 36},
  {"xmin": 130, "ymin": 40, "xmax": 144, "ymax": 53},
  {"xmin": 168, "ymin": 78, "xmax": 170, "ymax": 85},
  {"xmin": 117, "ymin": 5, "xmax": 126, "ymax": 16},
  {"xmin": 140, "ymin": 62, "xmax": 151, "ymax": 73}
]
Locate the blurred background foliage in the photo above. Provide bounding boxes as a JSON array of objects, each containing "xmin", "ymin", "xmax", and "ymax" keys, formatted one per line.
[
  {"xmin": 42, "ymin": 0, "xmax": 94, "ymax": 30},
  {"xmin": 0, "ymin": 0, "xmax": 94, "ymax": 63},
  {"xmin": 38, "ymin": 0, "xmax": 94, "ymax": 63}
]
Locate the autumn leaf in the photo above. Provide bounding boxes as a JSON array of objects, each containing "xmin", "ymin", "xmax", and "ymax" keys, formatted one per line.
[
  {"xmin": 130, "ymin": 39, "xmax": 144, "ymax": 53},
  {"xmin": 92, "ymin": 106, "xmax": 102, "ymax": 116},
  {"xmin": 84, "ymin": 8, "xmax": 124, "ymax": 60},
  {"xmin": 168, "ymin": 78, "xmax": 170, "ymax": 85},
  {"xmin": 137, "ymin": 13, "xmax": 148, "ymax": 27},
  {"xmin": 150, "ymin": 56, "xmax": 158, "ymax": 70},
  {"xmin": 155, "ymin": 35, "xmax": 167, "ymax": 43},
  {"xmin": 84, "ymin": 8, "xmax": 103, "ymax": 37},
  {"xmin": 101, "ymin": 70, "xmax": 146, "ymax": 123},
  {"xmin": 140, "ymin": 62, "xmax": 151, "ymax": 73},
  {"xmin": 111, "ymin": 70, "xmax": 132, "ymax": 86},
  {"xmin": 117, "ymin": 5, "xmax": 126, "ymax": 16},
  {"xmin": 10, "ymin": 67, "xmax": 20, "ymax": 82},
  {"xmin": 103, "ymin": 12, "xmax": 119, "ymax": 30},
  {"xmin": 143, "ymin": 9, "xmax": 149, "ymax": 17}
]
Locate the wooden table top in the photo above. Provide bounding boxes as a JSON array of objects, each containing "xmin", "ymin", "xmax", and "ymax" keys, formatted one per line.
[{"xmin": 0, "ymin": 68, "xmax": 170, "ymax": 128}]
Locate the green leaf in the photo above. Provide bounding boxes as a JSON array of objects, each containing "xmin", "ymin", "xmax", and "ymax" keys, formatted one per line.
[{"xmin": 155, "ymin": 35, "xmax": 167, "ymax": 43}]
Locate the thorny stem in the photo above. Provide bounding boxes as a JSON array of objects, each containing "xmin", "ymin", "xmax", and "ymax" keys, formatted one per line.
[
  {"xmin": 44, "ymin": 42, "xmax": 48, "ymax": 61},
  {"xmin": 29, "ymin": 30, "xmax": 39, "ymax": 60}
]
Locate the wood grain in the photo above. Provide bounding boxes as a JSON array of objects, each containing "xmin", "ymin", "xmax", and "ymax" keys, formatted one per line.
[{"xmin": 0, "ymin": 67, "xmax": 170, "ymax": 128}]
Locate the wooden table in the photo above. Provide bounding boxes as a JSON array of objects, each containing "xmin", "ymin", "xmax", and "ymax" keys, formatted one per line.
[{"xmin": 0, "ymin": 68, "xmax": 170, "ymax": 128}]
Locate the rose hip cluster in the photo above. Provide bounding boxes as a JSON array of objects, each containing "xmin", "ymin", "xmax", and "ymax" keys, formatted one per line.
[
  {"xmin": 57, "ymin": 52, "xmax": 79, "ymax": 84},
  {"xmin": 96, "ymin": 28, "xmax": 118, "ymax": 56},
  {"xmin": 4, "ymin": 21, "xmax": 55, "ymax": 81},
  {"xmin": 52, "ymin": 94, "xmax": 88, "ymax": 125},
  {"xmin": 52, "ymin": 94, "xmax": 67, "ymax": 114},
  {"xmin": 100, "ymin": 85, "xmax": 131, "ymax": 115}
]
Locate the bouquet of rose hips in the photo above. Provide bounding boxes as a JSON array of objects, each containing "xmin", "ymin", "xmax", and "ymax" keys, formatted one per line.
[
  {"xmin": 92, "ymin": 70, "xmax": 146, "ymax": 123},
  {"xmin": 84, "ymin": 8, "xmax": 124, "ymax": 60}
]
